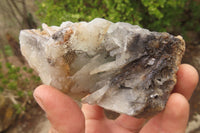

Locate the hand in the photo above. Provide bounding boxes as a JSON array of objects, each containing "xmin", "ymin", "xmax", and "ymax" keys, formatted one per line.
[{"xmin": 33, "ymin": 64, "xmax": 199, "ymax": 133}]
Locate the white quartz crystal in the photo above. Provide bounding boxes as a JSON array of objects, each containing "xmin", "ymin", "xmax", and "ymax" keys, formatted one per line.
[{"xmin": 19, "ymin": 18, "xmax": 185, "ymax": 117}]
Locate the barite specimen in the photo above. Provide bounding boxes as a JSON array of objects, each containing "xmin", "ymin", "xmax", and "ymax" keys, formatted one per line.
[{"xmin": 19, "ymin": 18, "xmax": 185, "ymax": 118}]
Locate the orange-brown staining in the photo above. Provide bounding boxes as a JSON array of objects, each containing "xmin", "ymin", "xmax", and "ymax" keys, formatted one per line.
[
  {"xmin": 161, "ymin": 32, "xmax": 169, "ymax": 39},
  {"xmin": 54, "ymin": 28, "xmax": 74, "ymax": 45},
  {"xmin": 64, "ymin": 28, "xmax": 73, "ymax": 42},
  {"xmin": 40, "ymin": 30, "xmax": 49, "ymax": 35},
  {"xmin": 142, "ymin": 75, "xmax": 147, "ymax": 80},
  {"xmin": 65, "ymin": 64, "xmax": 71, "ymax": 76},
  {"xmin": 149, "ymin": 40, "xmax": 160, "ymax": 48},
  {"xmin": 60, "ymin": 64, "xmax": 75, "ymax": 94},
  {"xmin": 63, "ymin": 50, "xmax": 76, "ymax": 65},
  {"xmin": 97, "ymin": 23, "xmax": 112, "ymax": 44},
  {"xmin": 55, "ymin": 41, "xmax": 63, "ymax": 45},
  {"xmin": 32, "ymin": 28, "xmax": 50, "ymax": 36}
]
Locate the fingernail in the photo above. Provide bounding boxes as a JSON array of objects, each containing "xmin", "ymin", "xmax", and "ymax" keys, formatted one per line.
[{"xmin": 34, "ymin": 94, "xmax": 45, "ymax": 110}]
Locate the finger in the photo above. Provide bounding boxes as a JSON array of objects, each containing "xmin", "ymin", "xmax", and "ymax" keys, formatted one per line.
[
  {"xmin": 33, "ymin": 85, "xmax": 85, "ymax": 133},
  {"xmin": 174, "ymin": 64, "xmax": 199, "ymax": 100},
  {"xmin": 82, "ymin": 104, "xmax": 134, "ymax": 133},
  {"xmin": 115, "ymin": 114, "xmax": 146, "ymax": 132},
  {"xmin": 140, "ymin": 93, "xmax": 189, "ymax": 133},
  {"xmin": 82, "ymin": 104, "xmax": 105, "ymax": 120}
]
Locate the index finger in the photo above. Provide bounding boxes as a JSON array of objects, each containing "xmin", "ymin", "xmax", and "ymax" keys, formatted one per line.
[{"xmin": 173, "ymin": 64, "xmax": 199, "ymax": 100}]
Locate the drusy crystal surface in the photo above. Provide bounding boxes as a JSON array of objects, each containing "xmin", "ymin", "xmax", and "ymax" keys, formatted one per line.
[{"xmin": 19, "ymin": 18, "xmax": 185, "ymax": 117}]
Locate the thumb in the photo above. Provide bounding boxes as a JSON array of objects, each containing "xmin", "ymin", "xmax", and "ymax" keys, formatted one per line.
[
  {"xmin": 33, "ymin": 85, "xmax": 85, "ymax": 133},
  {"xmin": 141, "ymin": 93, "xmax": 189, "ymax": 133}
]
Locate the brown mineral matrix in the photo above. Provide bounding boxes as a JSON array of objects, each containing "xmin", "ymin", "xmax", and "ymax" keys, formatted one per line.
[{"xmin": 19, "ymin": 18, "xmax": 185, "ymax": 118}]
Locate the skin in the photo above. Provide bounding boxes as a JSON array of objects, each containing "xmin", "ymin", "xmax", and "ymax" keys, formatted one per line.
[{"xmin": 33, "ymin": 64, "xmax": 199, "ymax": 133}]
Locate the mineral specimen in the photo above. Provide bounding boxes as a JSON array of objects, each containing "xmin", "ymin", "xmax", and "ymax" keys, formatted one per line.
[{"xmin": 19, "ymin": 18, "xmax": 185, "ymax": 118}]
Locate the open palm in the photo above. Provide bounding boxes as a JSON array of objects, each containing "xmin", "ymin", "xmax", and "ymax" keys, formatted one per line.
[{"xmin": 33, "ymin": 64, "xmax": 198, "ymax": 133}]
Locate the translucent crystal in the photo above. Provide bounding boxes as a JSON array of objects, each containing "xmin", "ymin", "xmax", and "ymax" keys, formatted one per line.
[{"xmin": 19, "ymin": 18, "xmax": 185, "ymax": 117}]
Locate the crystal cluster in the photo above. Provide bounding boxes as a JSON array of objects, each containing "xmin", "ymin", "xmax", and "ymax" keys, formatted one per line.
[{"xmin": 19, "ymin": 18, "xmax": 185, "ymax": 117}]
